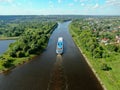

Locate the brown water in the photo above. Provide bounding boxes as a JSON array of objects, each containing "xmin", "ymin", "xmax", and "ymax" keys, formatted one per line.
[
  {"xmin": 0, "ymin": 21, "xmax": 103, "ymax": 90},
  {"xmin": 48, "ymin": 55, "xmax": 67, "ymax": 90}
]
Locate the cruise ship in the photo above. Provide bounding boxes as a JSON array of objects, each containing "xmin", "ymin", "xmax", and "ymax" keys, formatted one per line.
[{"xmin": 56, "ymin": 37, "xmax": 63, "ymax": 54}]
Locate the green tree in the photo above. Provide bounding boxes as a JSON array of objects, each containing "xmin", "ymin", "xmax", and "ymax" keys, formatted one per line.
[
  {"xmin": 17, "ymin": 51, "xmax": 25, "ymax": 58},
  {"xmin": 3, "ymin": 59, "xmax": 15, "ymax": 68}
]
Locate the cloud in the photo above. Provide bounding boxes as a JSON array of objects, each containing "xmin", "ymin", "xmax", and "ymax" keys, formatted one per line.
[
  {"xmin": 74, "ymin": 0, "xmax": 78, "ymax": 2},
  {"xmin": 99, "ymin": 0, "xmax": 120, "ymax": 10},
  {"xmin": 93, "ymin": 3, "xmax": 99, "ymax": 9},
  {"xmin": 68, "ymin": 3, "xmax": 74, "ymax": 7},
  {"xmin": 58, "ymin": 0, "xmax": 62, "ymax": 3},
  {"xmin": 0, "ymin": 0, "xmax": 18, "ymax": 7},
  {"xmin": 80, "ymin": 0, "xmax": 88, "ymax": 3},
  {"xmin": 106, "ymin": 0, "xmax": 120, "ymax": 7},
  {"xmin": 0, "ymin": 0, "xmax": 13, "ymax": 3},
  {"xmin": 81, "ymin": 3, "xmax": 85, "ymax": 6},
  {"xmin": 49, "ymin": 1, "xmax": 54, "ymax": 8}
]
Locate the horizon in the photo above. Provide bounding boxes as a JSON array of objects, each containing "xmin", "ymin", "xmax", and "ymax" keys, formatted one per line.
[
  {"xmin": 0, "ymin": 0, "xmax": 120, "ymax": 15},
  {"xmin": 0, "ymin": 15, "xmax": 120, "ymax": 16}
]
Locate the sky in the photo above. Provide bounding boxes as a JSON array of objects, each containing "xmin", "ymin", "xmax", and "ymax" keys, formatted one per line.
[{"xmin": 0, "ymin": 0, "xmax": 120, "ymax": 15}]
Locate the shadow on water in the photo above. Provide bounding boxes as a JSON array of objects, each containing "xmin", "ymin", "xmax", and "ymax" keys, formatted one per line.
[{"xmin": 2, "ymin": 70, "xmax": 12, "ymax": 75}]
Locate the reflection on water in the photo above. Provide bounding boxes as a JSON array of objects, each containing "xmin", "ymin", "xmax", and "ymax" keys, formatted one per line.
[
  {"xmin": 3, "ymin": 69, "xmax": 12, "ymax": 75},
  {"xmin": 0, "ymin": 40, "xmax": 15, "ymax": 55}
]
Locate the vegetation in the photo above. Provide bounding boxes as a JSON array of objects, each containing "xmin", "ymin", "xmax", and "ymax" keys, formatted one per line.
[
  {"xmin": 69, "ymin": 17, "xmax": 120, "ymax": 90},
  {"xmin": 0, "ymin": 16, "xmax": 58, "ymax": 71},
  {"xmin": 0, "ymin": 16, "xmax": 58, "ymax": 38}
]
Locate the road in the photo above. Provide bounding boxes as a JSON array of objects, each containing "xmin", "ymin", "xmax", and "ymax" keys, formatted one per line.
[{"xmin": 0, "ymin": 21, "xmax": 103, "ymax": 90}]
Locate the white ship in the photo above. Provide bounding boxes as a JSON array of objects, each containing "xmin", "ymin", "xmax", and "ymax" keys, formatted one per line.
[{"xmin": 56, "ymin": 37, "xmax": 63, "ymax": 54}]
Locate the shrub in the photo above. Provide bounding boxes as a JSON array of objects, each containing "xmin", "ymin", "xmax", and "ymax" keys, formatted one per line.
[
  {"xmin": 9, "ymin": 51, "xmax": 17, "ymax": 57},
  {"xmin": 101, "ymin": 63, "xmax": 112, "ymax": 71},
  {"xmin": 3, "ymin": 59, "xmax": 15, "ymax": 68},
  {"xmin": 25, "ymin": 52, "xmax": 29, "ymax": 57},
  {"xmin": 17, "ymin": 51, "xmax": 25, "ymax": 58}
]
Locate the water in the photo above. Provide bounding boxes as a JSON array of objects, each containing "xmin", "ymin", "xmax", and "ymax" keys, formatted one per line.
[
  {"xmin": 0, "ymin": 22, "xmax": 103, "ymax": 90},
  {"xmin": 0, "ymin": 40, "xmax": 15, "ymax": 55}
]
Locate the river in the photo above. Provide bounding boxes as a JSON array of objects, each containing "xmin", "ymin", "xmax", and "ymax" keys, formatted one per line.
[
  {"xmin": 0, "ymin": 40, "xmax": 15, "ymax": 55},
  {"xmin": 0, "ymin": 21, "xmax": 103, "ymax": 90}
]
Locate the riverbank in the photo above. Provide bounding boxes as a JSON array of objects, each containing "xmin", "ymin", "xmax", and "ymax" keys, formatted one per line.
[
  {"xmin": 0, "ymin": 36, "xmax": 19, "ymax": 40},
  {"xmin": 69, "ymin": 19, "xmax": 120, "ymax": 90},
  {"xmin": 78, "ymin": 47, "xmax": 107, "ymax": 90},
  {"xmin": 0, "ymin": 54, "xmax": 40, "ymax": 74},
  {"xmin": 69, "ymin": 24, "xmax": 107, "ymax": 90}
]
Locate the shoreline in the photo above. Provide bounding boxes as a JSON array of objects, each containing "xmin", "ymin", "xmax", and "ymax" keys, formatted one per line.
[
  {"xmin": 0, "ymin": 54, "xmax": 40, "ymax": 74},
  {"xmin": 78, "ymin": 46, "xmax": 107, "ymax": 90},
  {"xmin": 71, "ymin": 36, "xmax": 107, "ymax": 90},
  {"xmin": 69, "ymin": 25, "xmax": 107, "ymax": 90},
  {"xmin": 0, "ymin": 37, "xmax": 19, "ymax": 40}
]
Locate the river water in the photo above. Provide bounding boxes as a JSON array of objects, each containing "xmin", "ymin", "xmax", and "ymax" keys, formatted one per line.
[
  {"xmin": 0, "ymin": 40, "xmax": 15, "ymax": 55},
  {"xmin": 0, "ymin": 21, "xmax": 103, "ymax": 90}
]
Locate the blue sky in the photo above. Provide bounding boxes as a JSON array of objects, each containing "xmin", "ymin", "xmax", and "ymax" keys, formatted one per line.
[{"xmin": 0, "ymin": 0, "xmax": 120, "ymax": 15}]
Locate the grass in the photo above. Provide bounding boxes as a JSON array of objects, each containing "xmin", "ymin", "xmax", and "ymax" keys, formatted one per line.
[
  {"xmin": 69, "ymin": 24, "xmax": 120, "ymax": 90},
  {"xmin": 0, "ymin": 54, "xmax": 36, "ymax": 71}
]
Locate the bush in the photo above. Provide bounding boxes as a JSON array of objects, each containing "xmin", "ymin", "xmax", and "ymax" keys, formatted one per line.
[
  {"xmin": 101, "ymin": 63, "xmax": 112, "ymax": 71},
  {"xmin": 102, "ymin": 51, "xmax": 110, "ymax": 58},
  {"xmin": 9, "ymin": 51, "xmax": 17, "ymax": 57},
  {"xmin": 12, "ymin": 45, "xmax": 21, "ymax": 52},
  {"xmin": 27, "ymin": 49, "xmax": 35, "ymax": 54},
  {"xmin": 23, "ymin": 45, "xmax": 30, "ymax": 52},
  {"xmin": 72, "ymin": 34, "xmax": 75, "ymax": 37},
  {"xmin": 93, "ymin": 47, "xmax": 103, "ymax": 58},
  {"xmin": 3, "ymin": 59, "xmax": 15, "ymax": 68},
  {"xmin": 17, "ymin": 51, "xmax": 25, "ymax": 58},
  {"xmin": 25, "ymin": 52, "xmax": 29, "ymax": 57}
]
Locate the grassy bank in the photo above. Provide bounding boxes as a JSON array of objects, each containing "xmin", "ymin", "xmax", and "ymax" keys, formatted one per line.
[
  {"xmin": 69, "ymin": 22, "xmax": 120, "ymax": 90},
  {"xmin": 0, "ymin": 36, "xmax": 19, "ymax": 40},
  {"xmin": 0, "ymin": 23, "xmax": 58, "ymax": 72}
]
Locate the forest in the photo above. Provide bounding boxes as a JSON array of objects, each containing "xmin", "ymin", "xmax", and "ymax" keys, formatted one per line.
[
  {"xmin": 0, "ymin": 16, "xmax": 59, "ymax": 38},
  {"xmin": 69, "ymin": 16, "xmax": 120, "ymax": 90},
  {"xmin": 0, "ymin": 16, "xmax": 58, "ymax": 71}
]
